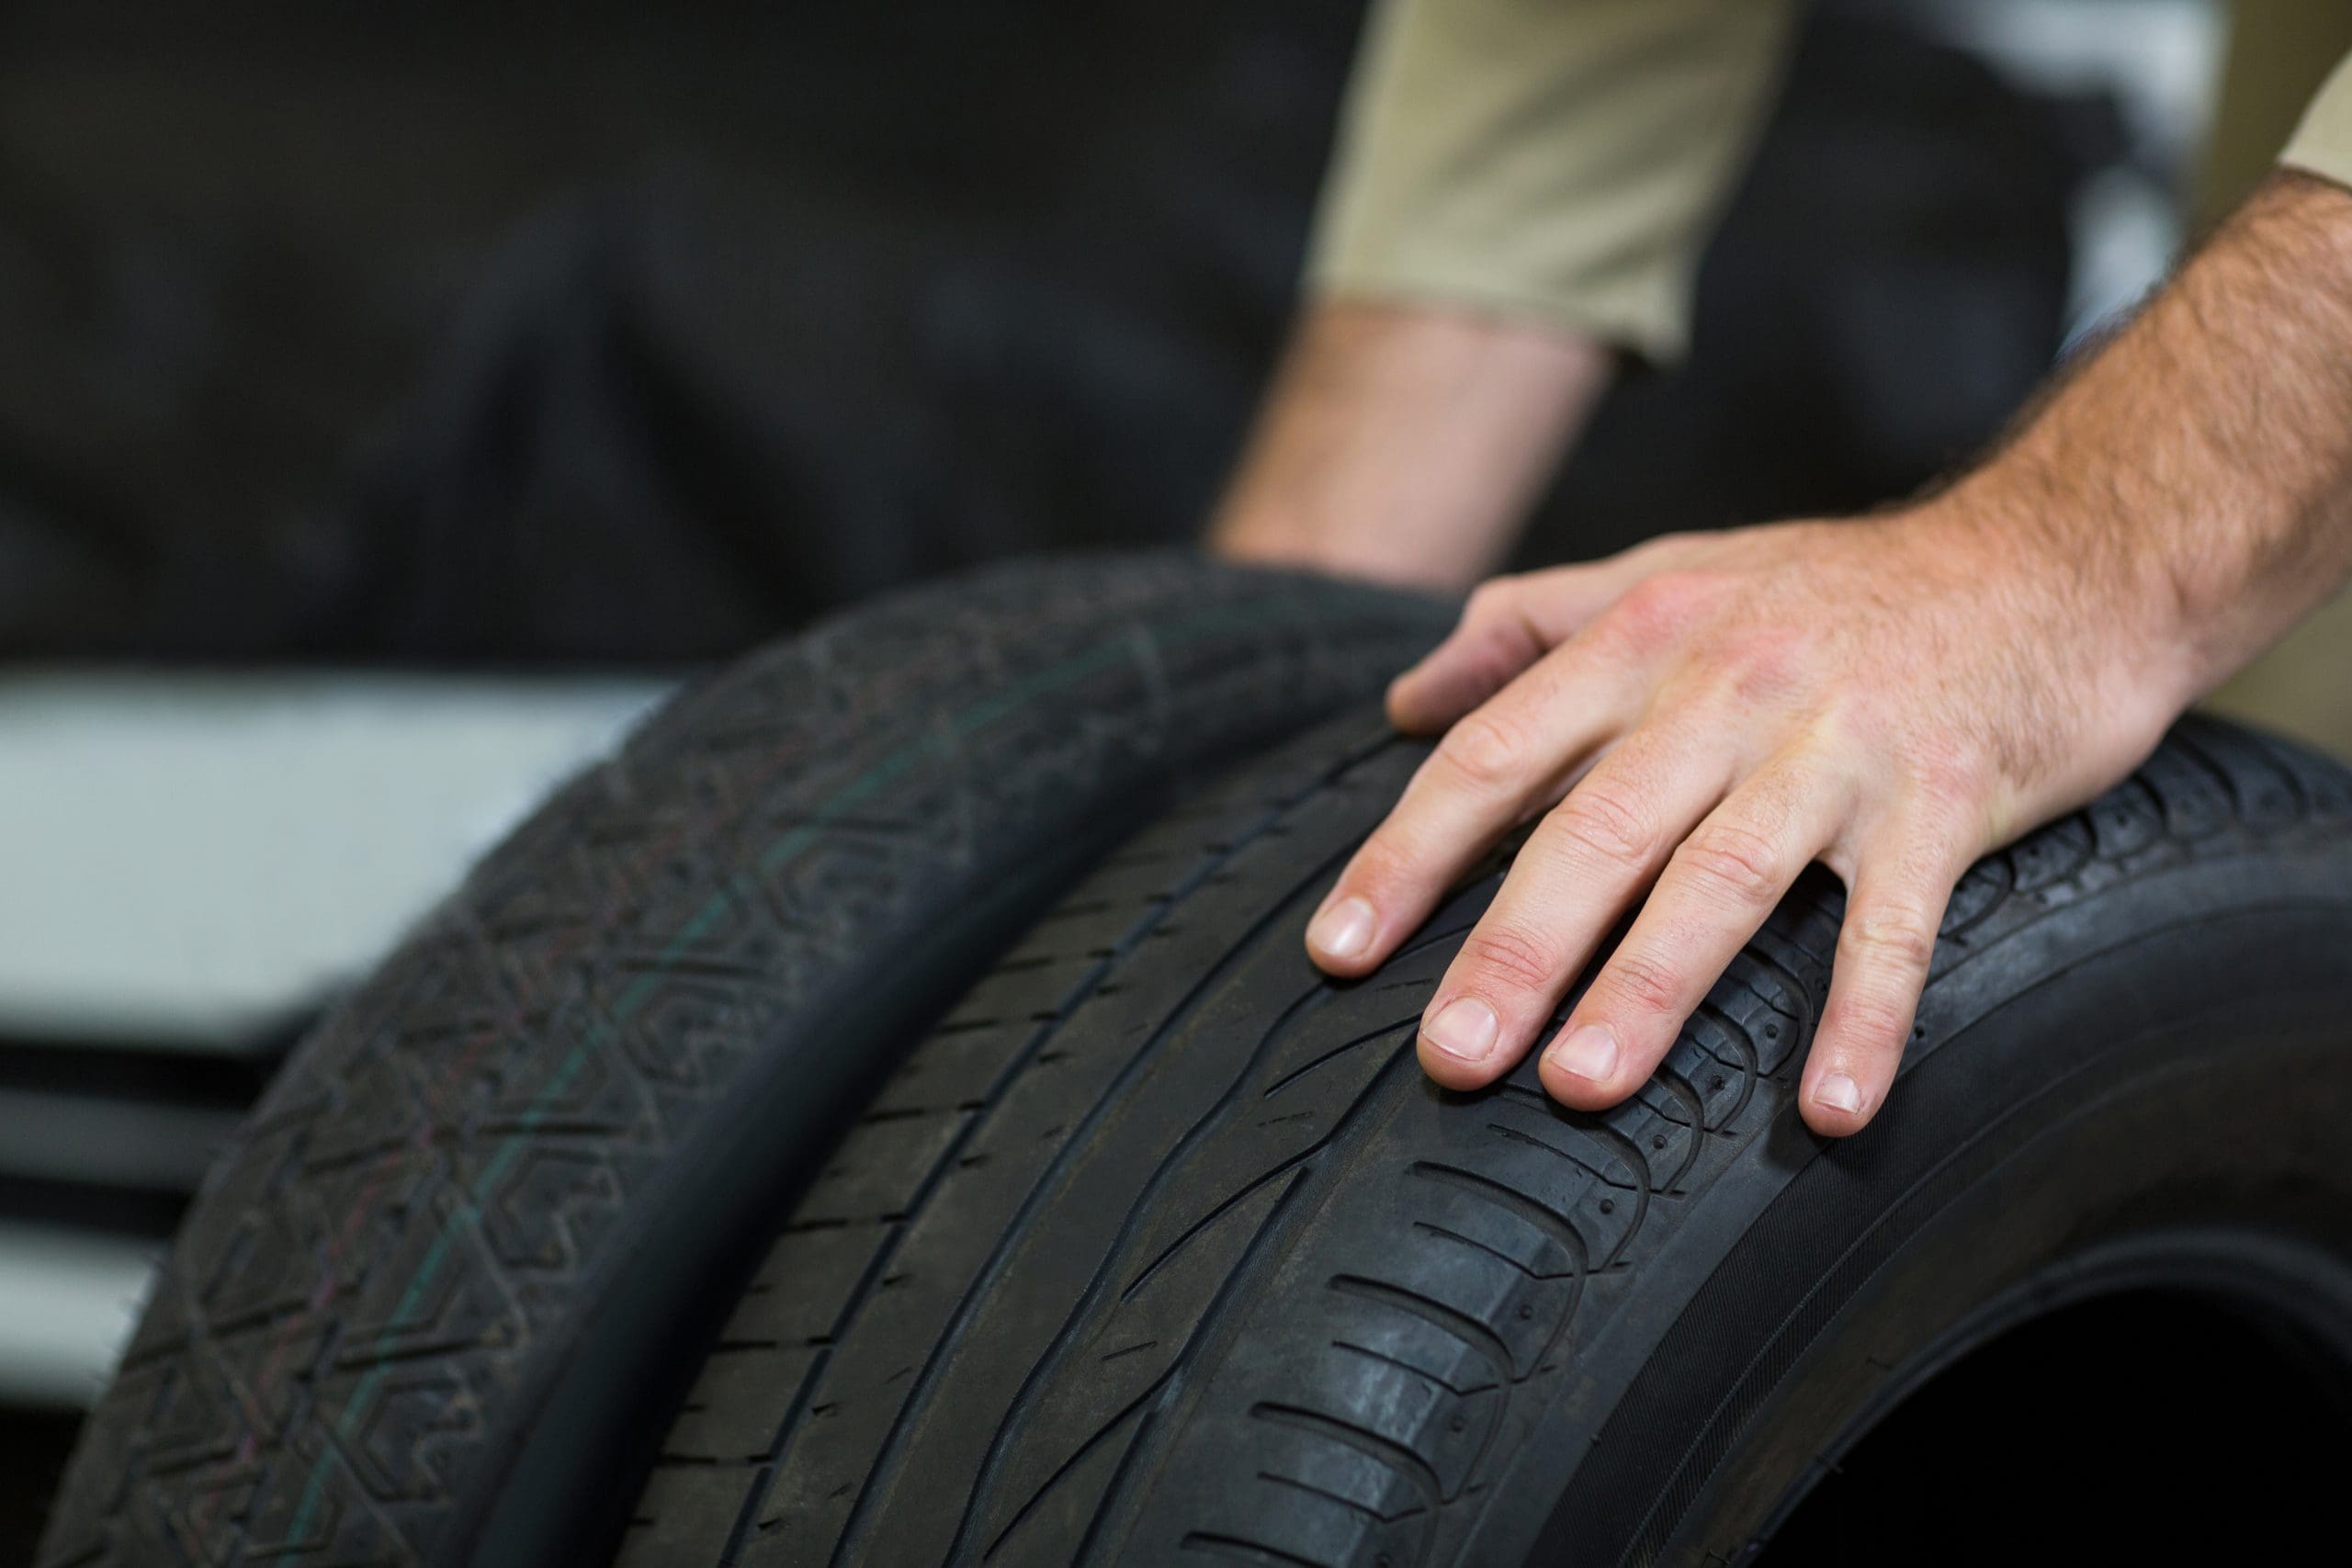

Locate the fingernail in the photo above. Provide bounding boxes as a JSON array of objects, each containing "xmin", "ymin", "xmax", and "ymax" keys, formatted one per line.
[
  {"xmin": 1545, "ymin": 1024, "xmax": 1620, "ymax": 1084},
  {"xmin": 1815, "ymin": 1073, "xmax": 1864, "ymax": 1114},
  {"xmin": 1422, "ymin": 997, "xmax": 1500, "ymax": 1063},
  {"xmin": 1307, "ymin": 896, "xmax": 1376, "ymax": 962}
]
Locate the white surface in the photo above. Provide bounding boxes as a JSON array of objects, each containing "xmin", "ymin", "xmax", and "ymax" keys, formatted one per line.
[
  {"xmin": 1912, "ymin": 0, "xmax": 2222, "ymax": 157},
  {"xmin": 0, "ymin": 1223, "xmax": 154, "ymax": 1407},
  {"xmin": 0, "ymin": 671, "xmax": 670, "ymax": 1048},
  {"xmin": 1912, "ymin": 0, "xmax": 2224, "ymax": 344}
]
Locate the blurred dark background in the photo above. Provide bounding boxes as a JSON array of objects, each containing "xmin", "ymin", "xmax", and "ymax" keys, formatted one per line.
[
  {"xmin": 0, "ymin": 0, "xmax": 2124, "ymax": 667},
  {"xmin": 0, "ymin": 0, "xmax": 2226, "ymax": 1556}
]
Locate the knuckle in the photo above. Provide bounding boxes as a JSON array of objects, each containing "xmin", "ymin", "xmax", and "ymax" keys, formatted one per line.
[
  {"xmin": 1887, "ymin": 730, "xmax": 1994, "ymax": 819},
  {"xmin": 1915, "ymin": 752, "xmax": 1983, "ymax": 815},
  {"xmin": 1463, "ymin": 577, "xmax": 1519, "ymax": 625},
  {"xmin": 1609, "ymin": 571, "xmax": 1714, "ymax": 644},
  {"xmin": 1340, "ymin": 831, "xmax": 1418, "ymax": 899},
  {"xmin": 1843, "ymin": 905, "xmax": 1939, "ymax": 972},
  {"xmin": 1722, "ymin": 626, "xmax": 1806, "ymax": 698},
  {"xmin": 1547, "ymin": 783, "xmax": 1657, "ymax": 868},
  {"xmin": 1679, "ymin": 822, "xmax": 1788, "ymax": 903},
  {"xmin": 1458, "ymin": 921, "xmax": 1565, "ymax": 995},
  {"xmin": 1435, "ymin": 707, "xmax": 1531, "ymax": 791},
  {"xmin": 1599, "ymin": 948, "xmax": 1684, "ymax": 1017},
  {"xmin": 1828, "ymin": 994, "xmax": 1916, "ymax": 1058}
]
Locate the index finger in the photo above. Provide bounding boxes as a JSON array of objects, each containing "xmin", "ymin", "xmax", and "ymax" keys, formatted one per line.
[
  {"xmin": 1387, "ymin": 563, "xmax": 1645, "ymax": 732},
  {"xmin": 1306, "ymin": 637, "xmax": 1639, "ymax": 977}
]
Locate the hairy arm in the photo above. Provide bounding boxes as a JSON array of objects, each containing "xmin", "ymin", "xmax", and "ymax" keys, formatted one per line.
[
  {"xmin": 1210, "ymin": 0, "xmax": 1793, "ymax": 589},
  {"xmin": 1974, "ymin": 172, "xmax": 2352, "ymax": 727},
  {"xmin": 1302, "ymin": 169, "xmax": 2352, "ymax": 1135}
]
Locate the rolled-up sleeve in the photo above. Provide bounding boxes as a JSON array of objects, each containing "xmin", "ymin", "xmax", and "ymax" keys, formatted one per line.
[
  {"xmin": 1306, "ymin": 0, "xmax": 1798, "ymax": 363},
  {"xmin": 2281, "ymin": 51, "xmax": 2352, "ymax": 188}
]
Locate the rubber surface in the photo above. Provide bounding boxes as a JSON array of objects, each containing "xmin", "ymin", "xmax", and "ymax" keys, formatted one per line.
[
  {"xmin": 38, "ymin": 556, "xmax": 1447, "ymax": 1568},
  {"xmin": 622, "ymin": 711, "xmax": 2352, "ymax": 1566}
]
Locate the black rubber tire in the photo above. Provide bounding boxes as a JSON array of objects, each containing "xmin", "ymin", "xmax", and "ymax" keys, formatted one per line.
[
  {"xmin": 37, "ymin": 556, "xmax": 1448, "ymax": 1568},
  {"xmin": 620, "ymin": 709, "xmax": 2352, "ymax": 1568}
]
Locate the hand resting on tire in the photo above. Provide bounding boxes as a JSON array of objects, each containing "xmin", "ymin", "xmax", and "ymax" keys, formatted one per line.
[{"xmin": 1302, "ymin": 171, "xmax": 2352, "ymax": 1134}]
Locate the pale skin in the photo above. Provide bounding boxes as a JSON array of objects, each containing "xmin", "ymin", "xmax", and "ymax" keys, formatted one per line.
[{"xmin": 1215, "ymin": 170, "xmax": 2352, "ymax": 1136}]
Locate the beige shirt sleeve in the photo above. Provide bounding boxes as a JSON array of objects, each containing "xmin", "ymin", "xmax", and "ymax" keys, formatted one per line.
[
  {"xmin": 1306, "ymin": 0, "xmax": 1799, "ymax": 364},
  {"xmin": 2281, "ymin": 51, "xmax": 2352, "ymax": 187}
]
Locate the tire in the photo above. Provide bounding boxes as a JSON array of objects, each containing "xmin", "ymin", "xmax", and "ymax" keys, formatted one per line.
[
  {"xmin": 38, "ymin": 555, "xmax": 1449, "ymax": 1568},
  {"xmin": 621, "ymin": 709, "xmax": 2352, "ymax": 1567}
]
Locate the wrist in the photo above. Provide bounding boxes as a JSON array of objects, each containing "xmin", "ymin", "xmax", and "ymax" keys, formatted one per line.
[
  {"xmin": 1910, "ymin": 479, "xmax": 2204, "ymax": 748},
  {"xmin": 1207, "ymin": 503, "xmax": 1448, "ymax": 588}
]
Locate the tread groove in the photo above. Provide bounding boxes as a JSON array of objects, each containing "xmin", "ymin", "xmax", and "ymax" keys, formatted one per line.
[
  {"xmin": 1260, "ymin": 1021, "xmax": 1416, "ymax": 1100},
  {"xmin": 1405, "ymin": 1160, "xmax": 1589, "ymax": 1271},
  {"xmin": 1254, "ymin": 1467, "xmax": 1429, "ymax": 1525},
  {"xmin": 1248, "ymin": 1402, "xmax": 1443, "ymax": 1514},
  {"xmin": 1325, "ymin": 1275, "xmax": 1515, "ymax": 1392},
  {"xmin": 1176, "ymin": 1532, "xmax": 1326, "ymax": 1568},
  {"xmin": 835, "ymin": 765, "xmax": 1391, "ymax": 1568},
  {"xmin": 1332, "ymin": 1337, "xmax": 1495, "ymax": 1397},
  {"xmin": 1179, "ymin": 1531, "xmax": 1327, "ymax": 1567},
  {"xmin": 1410, "ymin": 1219, "xmax": 1572, "ymax": 1283},
  {"xmin": 981, "ymin": 1375, "xmax": 1171, "ymax": 1562}
]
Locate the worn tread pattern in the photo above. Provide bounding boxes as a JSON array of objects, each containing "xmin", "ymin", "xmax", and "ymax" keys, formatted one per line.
[
  {"xmin": 39, "ymin": 556, "xmax": 1447, "ymax": 1568},
  {"xmin": 623, "ymin": 714, "xmax": 2352, "ymax": 1567}
]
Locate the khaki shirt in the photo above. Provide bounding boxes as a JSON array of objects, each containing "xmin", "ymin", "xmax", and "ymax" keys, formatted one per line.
[{"xmin": 1311, "ymin": 0, "xmax": 2352, "ymax": 362}]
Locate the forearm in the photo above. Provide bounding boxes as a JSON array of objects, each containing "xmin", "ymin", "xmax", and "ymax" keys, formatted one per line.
[
  {"xmin": 1951, "ymin": 170, "xmax": 2352, "ymax": 720},
  {"xmin": 1206, "ymin": 299, "xmax": 1612, "ymax": 591}
]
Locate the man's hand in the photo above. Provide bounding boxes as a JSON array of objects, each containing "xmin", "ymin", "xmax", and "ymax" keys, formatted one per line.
[
  {"xmin": 1304, "ymin": 512, "xmax": 2185, "ymax": 1134},
  {"xmin": 1301, "ymin": 172, "xmax": 2352, "ymax": 1136}
]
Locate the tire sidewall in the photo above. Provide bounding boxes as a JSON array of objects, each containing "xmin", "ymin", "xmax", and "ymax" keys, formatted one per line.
[{"xmin": 1507, "ymin": 861, "xmax": 2352, "ymax": 1567}]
